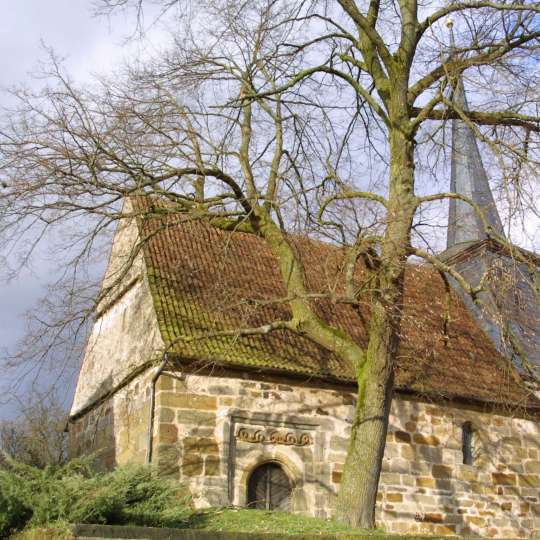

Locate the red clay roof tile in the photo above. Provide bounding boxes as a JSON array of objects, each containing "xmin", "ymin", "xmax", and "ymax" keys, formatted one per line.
[{"xmin": 134, "ymin": 198, "xmax": 537, "ymax": 409}]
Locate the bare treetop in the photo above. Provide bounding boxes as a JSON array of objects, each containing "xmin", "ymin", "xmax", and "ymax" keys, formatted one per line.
[{"xmin": 1, "ymin": 0, "xmax": 539, "ymax": 527}]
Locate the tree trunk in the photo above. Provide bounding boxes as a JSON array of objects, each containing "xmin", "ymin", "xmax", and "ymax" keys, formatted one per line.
[
  {"xmin": 335, "ymin": 119, "xmax": 416, "ymax": 528},
  {"xmin": 334, "ymin": 309, "xmax": 395, "ymax": 528}
]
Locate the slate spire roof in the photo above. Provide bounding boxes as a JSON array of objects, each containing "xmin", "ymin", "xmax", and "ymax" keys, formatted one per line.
[{"xmin": 447, "ymin": 66, "xmax": 506, "ymax": 248}]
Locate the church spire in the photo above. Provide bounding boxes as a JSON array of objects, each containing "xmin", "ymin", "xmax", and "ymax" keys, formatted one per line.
[{"xmin": 446, "ymin": 21, "xmax": 505, "ymax": 249}]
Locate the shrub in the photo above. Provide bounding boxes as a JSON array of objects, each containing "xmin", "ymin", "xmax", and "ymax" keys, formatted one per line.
[
  {"xmin": 0, "ymin": 455, "xmax": 191, "ymax": 536},
  {"xmin": 0, "ymin": 483, "xmax": 32, "ymax": 536}
]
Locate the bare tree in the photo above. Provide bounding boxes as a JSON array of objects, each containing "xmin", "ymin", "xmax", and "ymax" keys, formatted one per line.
[
  {"xmin": 1, "ymin": 0, "xmax": 539, "ymax": 527},
  {"xmin": 0, "ymin": 393, "xmax": 68, "ymax": 468}
]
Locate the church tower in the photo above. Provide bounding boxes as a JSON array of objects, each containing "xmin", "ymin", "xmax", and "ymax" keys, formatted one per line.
[
  {"xmin": 446, "ymin": 77, "xmax": 505, "ymax": 249},
  {"xmin": 441, "ymin": 47, "xmax": 540, "ymax": 376}
]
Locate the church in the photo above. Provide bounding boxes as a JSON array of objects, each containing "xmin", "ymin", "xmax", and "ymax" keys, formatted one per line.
[{"xmin": 68, "ymin": 77, "xmax": 540, "ymax": 538}]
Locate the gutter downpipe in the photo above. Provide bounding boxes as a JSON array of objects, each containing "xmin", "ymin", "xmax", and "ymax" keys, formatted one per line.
[{"xmin": 146, "ymin": 354, "xmax": 168, "ymax": 464}]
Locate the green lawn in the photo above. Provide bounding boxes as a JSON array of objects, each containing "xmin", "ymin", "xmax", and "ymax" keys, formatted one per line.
[
  {"xmin": 182, "ymin": 508, "xmax": 385, "ymax": 536},
  {"xmin": 11, "ymin": 510, "xmax": 462, "ymax": 539}
]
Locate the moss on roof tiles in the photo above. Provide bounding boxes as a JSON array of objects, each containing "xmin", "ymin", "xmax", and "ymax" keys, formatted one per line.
[{"xmin": 134, "ymin": 197, "xmax": 537, "ymax": 409}]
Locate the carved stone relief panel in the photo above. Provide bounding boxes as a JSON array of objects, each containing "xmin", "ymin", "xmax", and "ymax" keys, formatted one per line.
[
  {"xmin": 236, "ymin": 426, "xmax": 314, "ymax": 447},
  {"xmin": 223, "ymin": 410, "xmax": 320, "ymax": 509}
]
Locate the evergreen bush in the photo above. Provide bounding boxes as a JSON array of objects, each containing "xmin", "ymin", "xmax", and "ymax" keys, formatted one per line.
[{"xmin": 0, "ymin": 455, "xmax": 191, "ymax": 537}]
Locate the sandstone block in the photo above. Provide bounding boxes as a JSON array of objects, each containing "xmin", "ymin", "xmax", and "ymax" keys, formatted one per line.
[
  {"xmin": 188, "ymin": 426, "xmax": 215, "ymax": 437},
  {"xmin": 158, "ymin": 407, "xmax": 175, "ymax": 423},
  {"xmin": 416, "ymin": 445, "xmax": 442, "ymax": 463},
  {"xmin": 184, "ymin": 436, "xmax": 219, "ymax": 455},
  {"xmin": 388, "ymin": 522, "xmax": 410, "ymax": 534},
  {"xmin": 156, "ymin": 444, "xmax": 180, "ymax": 477},
  {"xmin": 389, "ymin": 458, "xmax": 410, "ymax": 474},
  {"xmin": 492, "ymin": 472, "xmax": 517, "ymax": 485},
  {"xmin": 383, "ymin": 444, "xmax": 400, "ymax": 459},
  {"xmin": 401, "ymin": 444, "xmax": 415, "ymax": 460},
  {"xmin": 413, "ymin": 433, "xmax": 440, "ymax": 446},
  {"xmin": 479, "ymin": 510, "xmax": 495, "ymax": 517},
  {"xmin": 436, "ymin": 479, "xmax": 452, "ymax": 491},
  {"xmin": 458, "ymin": 466, "xmax": 478, "ymax": 482},
  {"xmin": 380, "ymin": 472, "xmax": 401, "ymax": 485},
  {"xmin": 395, "ymin": 430, "xmax": 411, "ymax": 443},
  {"xmin": 432, "ymin": 464, "xmax": 453, "ymax": 479},
  {"xmin": 470, "ymin": 481, "xmax": 486, "ymax": 494},
  {"xmin": 330, "ymin": 435, "xmax": 349, "ymax": 453},
  {"xmin": 518, "ymin": 474, "xmax": 540, "ymax": 488},
  {"xmin": 156, "ymin": 375, "xmax": 174, "ymax": 391},
  {"xmin": 160, "ymin": 392, "xmax": 216, "ymax": 410},
  {"xmin": 501, "ymin": 436, "xmax": 521, "ymax": 447},
  {"xmin": 416, "ymin": 476, "xmax": 435, "ymax": 488},
  {"xmin": 525, "ymin": 461, "xmax": 540, "ymax": 474},
  {"xmin": 467, "ymin": 516, "xmax": 486, "ymax": 527},
  {"xmin": 158, "ymin": 423, "xmax": 178, "ymax": 444},
  {"xmin": 434, "ymin": 524, "xmax": 456, "ymax": 535},
  {"xmin": 204, "ymin": 456, "xmax": 220, "ymax": 476},
  {"xmin": 182, "ymin": 453, "xmax": 203, "ymax": 476},
  {"xmin": 401, "ymin": 475, "xmax": 415, "ymax": 487},
  {"xmin": 410, "ymin": 460, "xmax": 431, "ymax": 475},
  {"xmin": 208, "ymin": 384, "xmax": 234, "ymax": 395},
  {"xmin": 177, "ymin": 409, "xmax": 217, "ymax": 426}
]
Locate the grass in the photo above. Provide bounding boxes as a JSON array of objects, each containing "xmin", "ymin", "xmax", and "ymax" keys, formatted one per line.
[
  {"xmin": 10, "ymin": 522, "xmax": 73, "ymax": 540},
  {"xmin": 14, "ymin": 509, "xmax": 385, "ymax": 538},
  {"xmin": 9, "ymin": 509, "xmax": 495, "ymax": 540},
  {"xmin": 181, "ymin": 507, "xmax": 385, "ymax": 536}
]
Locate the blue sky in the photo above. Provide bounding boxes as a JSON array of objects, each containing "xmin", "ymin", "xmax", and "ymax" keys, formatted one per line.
[
  {"xmin": 0, "ymin": 0, "xmax": 166, "ymax": 419},
  {"xmin": 0, "ymin": 2, "xmax": 538, "ymax": 419}
]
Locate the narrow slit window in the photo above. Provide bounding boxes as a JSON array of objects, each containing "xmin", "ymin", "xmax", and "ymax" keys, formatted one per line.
[{"xmin": 462, "ymin": 422, "xmax": 474, "ymax": 465}]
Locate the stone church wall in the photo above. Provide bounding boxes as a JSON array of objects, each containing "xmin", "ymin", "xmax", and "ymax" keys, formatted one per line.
[
  {"xmin": 152, "ymin": 371, "xmax": 540, "ymax": 539},
  {"xmin": 70, "ymin": 208, "xmax": 165, "ymax": 418},
  {"xmin": 69, "ymin": 371, "xmax": 153, "ymax": 468},
  {"xmin": 69, "ymin": 368, "xmax": 540, "ymax": 538}
]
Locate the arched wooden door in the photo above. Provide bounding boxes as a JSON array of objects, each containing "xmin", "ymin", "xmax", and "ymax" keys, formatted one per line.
[{"xmin": 247, "ymin": 462, "xmax": 292, "ymax": 510}]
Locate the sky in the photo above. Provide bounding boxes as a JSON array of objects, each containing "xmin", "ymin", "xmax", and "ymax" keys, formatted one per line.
[
  {"xmin": 0, "ymin": 0, "xmax": 167, "ymax": 419},
  {"xmin": 0, "ymin": 2, "xmax": 538, "ymax": 420}
]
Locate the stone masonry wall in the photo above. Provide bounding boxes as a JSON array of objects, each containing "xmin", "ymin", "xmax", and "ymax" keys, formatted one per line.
[
  {"xmin": 70, "ymin": 207, "xmax": 164, "ymax": 418},
  {"xmin": 150, "ymin": 370, "xmax": 540, "ymax": 539},
  {"xmin": 69, "ymin": 371, "xmax": 153, "ymax": 468}
]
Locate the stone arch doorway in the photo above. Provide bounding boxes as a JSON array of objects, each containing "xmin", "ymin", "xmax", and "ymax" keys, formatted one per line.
[{"xmin": 247, "ymin": 462, "xmax": 292, "ymax": 510}]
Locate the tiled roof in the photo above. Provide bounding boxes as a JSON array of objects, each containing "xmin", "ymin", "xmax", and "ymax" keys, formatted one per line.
[{"xmin": 134, "ymin": 199, "xmax": 537, "ymax": 409}]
